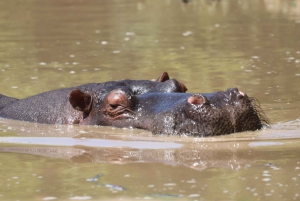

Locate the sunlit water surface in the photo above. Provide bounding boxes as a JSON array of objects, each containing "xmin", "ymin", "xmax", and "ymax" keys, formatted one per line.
[{"xmin": 0, "ymin": 0, "xmax": 300, "ymax": 200}]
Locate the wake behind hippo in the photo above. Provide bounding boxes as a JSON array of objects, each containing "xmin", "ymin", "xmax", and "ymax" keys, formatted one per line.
[{"xmin": 0, "ymin": 72, "xmax": 268, "ymax": 136}]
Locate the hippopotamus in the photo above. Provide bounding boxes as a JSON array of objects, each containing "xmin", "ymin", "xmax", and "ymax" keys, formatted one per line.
[
  {"xmin": 0, "ymin": 72, "xmax": 186, "ymax": 122},
  {"xmin": 0, "ymin": 72, "xmax": 267, "ymax": 136}
]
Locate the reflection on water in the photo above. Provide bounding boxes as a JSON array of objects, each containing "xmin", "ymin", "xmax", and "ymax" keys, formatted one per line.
[
  {"xmin": 1, "ymin": 118, "xmax": 300, "ymax": 200},
  {"xmin": 0, "ymin": 137, "xmax": 182, "ymax": 149},
  {"xmin": 1, "ymin": 135, "xmax": 299, "ymax": 170},
  {"xmin": 0, "ymin": 0, "xmax": 300, "ymax": 200}
]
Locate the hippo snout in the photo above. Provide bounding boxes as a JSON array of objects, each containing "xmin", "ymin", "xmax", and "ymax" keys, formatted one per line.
[{"xmin": 146, "ymin": 88, "xmax": 265, "ymax": 136}]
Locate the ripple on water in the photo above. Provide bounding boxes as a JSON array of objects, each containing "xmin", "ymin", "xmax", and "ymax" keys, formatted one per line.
[
  {"xmin": 248, "ymin": 142, "xmax": 284, "ymax": 147},
  {"xmin": 0, "ymin": 137, "xmax": 182, "ymax": 149}
]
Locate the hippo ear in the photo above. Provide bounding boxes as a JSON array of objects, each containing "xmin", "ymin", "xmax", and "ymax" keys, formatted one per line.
[
  {"xmin": 156, "ymin": 72, "xmax": 170, "ymax": 82},
  {"xmin": 69, "ymin": 89, "xmax": 93, "ymax": 114}
]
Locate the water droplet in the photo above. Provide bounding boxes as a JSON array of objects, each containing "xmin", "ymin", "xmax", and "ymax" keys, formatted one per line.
[
  {"xmin": 186, "ymin": 179, "xmax": 196, "ymax": 183},
  {"xmin": 164, "ymin": 183, "xmax": 176, "ymax": 186},
  {"xmin": 126, "ymin": 32, "xmax": 135, "ymax": 36},
  {"xmin": 42, "ymin": 197, "xmax": 57, "ymax": 201},
  {"xmin": 188, "ymin": 194, "xmax": 200, "ymax": 197},
  {"xmin": 182, "ymin": 31, "xmax": 193, "ymax": 36},
  {"xmin": 69, "ymin": 196, "xmax": 92, "ymax": 200}
]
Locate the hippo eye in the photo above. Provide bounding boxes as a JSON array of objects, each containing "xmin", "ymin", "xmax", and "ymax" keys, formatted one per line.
[
  {"xmin": 109, "ymin": 104, "xmax": 119, "ymax": 110},
  {"xmin": 105, "ymin": 89, "xmax": 136, "ymax": 119}
]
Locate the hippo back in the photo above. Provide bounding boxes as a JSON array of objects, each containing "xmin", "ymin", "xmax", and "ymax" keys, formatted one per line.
[{"xmin": 0, "ymin": 94, "xmax": 19, "ymax": 110}]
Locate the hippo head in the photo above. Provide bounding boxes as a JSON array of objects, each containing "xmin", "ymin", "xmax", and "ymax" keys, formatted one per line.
[
  {"xmin": 67, "ymin": 72, "xmax": 187, "ymax": 126},
  {"xmin": 147, "ymin": 88, "xmax": 268, "ymax": 136},
  {"xmin": 71, "ymin": 87, "xmax": 267, "ymax": 137}
]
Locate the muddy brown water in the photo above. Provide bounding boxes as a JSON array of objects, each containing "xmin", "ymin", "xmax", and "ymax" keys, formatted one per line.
[{"xmin": 0, "ymin": 0, "xmax": 300, "ymax": 200}]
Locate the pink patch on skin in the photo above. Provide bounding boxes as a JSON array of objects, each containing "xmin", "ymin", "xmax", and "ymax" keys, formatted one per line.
[
  {"xmin": 239, "ymin": 91, "xmax": 245, "ymax": 96},
  {"xmin": 188, "ymin": 96, "xmax": 204, "ymax": 105}
]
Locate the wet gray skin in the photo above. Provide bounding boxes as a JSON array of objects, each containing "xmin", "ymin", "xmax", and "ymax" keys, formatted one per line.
[
  {"xmin": 0, "ymin": 73, "xmax": 188, "ymax": 126},
  {"xmin": 0, "ymin": 94, "xmax": 18, "ymax": 110},
  {"xmin": 104, "ymin": 87, "xmax": 267, "ymax": 136},
  {"xmin": 0, "ymin": 75, "xmax": 267, "ymax": 136}
]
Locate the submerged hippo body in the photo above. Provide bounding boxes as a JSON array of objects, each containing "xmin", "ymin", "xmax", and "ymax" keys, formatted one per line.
[
  {"xmin": 0, "ymin": 73, "xmax": 267, "ymax": 136},
  {"xmin": 0, "ymin": 94, "xmax": 18, "ymax": 110}
]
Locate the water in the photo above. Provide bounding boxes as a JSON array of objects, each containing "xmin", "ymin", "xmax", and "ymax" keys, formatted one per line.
[{"xmin": 0, "ymin": 0, "xmax": 300, "ymax": 200}]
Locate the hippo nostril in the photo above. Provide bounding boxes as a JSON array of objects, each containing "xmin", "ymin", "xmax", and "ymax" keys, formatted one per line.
[
  {"xmin": 237, "ymin": 94, "xmax": 244, "ymax": 100},
  {"xmin": 237, "ymin": 90, "xmax": 247, "ymax": 100},
  {"xmin": 188, "ymin": 94, "xmax": 207, "ymax": 105}
]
